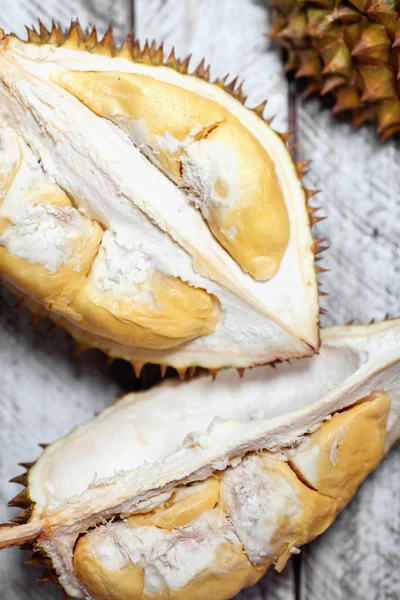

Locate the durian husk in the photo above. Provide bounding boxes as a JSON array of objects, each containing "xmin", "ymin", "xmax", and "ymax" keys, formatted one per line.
[
  {"xmin": 268, "ymin": 0, "xmax": 400, "ymax": 140},
  {"xmin": 0, "ymin": 21, "xmax": 327, "ymax": 378}
]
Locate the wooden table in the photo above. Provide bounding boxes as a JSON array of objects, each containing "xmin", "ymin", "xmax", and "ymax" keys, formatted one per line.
[{"xmin": 0, "ymin": 1, "xmax": 399, "ymax": 598}]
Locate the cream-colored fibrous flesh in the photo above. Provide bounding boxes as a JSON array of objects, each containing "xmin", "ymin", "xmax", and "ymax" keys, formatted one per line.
[
  {"xmin": 0, "ymin": 31, "xmax": 319, "ymax": 368},
  {"xmin": 1, "ymin": 320, "xmax": 399, "ymax": 600}
]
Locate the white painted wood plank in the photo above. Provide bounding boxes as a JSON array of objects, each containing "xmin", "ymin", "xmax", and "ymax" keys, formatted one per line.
[
  {"xmin": 0, "ymin": 0, "xmax": 131, "ymax": 43},
  {"xmin": 297, "ymin": 90, "xmax": 400, "ymax": 596},
  {"xmin": 298, "ymin": 99, "xmax": 400, "ymax": 326},
  {"xmin": 135, "ymin": 0, "xmax": 288, "ymax": 132},
  {"xmin": 0, "ymin": 1, "xmax": 131, "ymax": 599}
]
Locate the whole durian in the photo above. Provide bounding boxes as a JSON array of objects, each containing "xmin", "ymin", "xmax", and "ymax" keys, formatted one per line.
[
  {"xmin": 268, "ymin": 0, "xmax": 400, "ymax": 140},
  {"xmin": 1, "ymin": 319, "xmax": 399, "ymax": 600},
  {"xmin": 0, "ymin": 22, "xmax": 323, "ymax": 375}
]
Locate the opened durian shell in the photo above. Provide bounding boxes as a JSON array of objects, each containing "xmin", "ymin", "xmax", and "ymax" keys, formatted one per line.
[
  {"xmin": 1, "ymin": 319, "xmax": 399, "ymax": 599},
  {"xmin": 267, "ymin": 0, "xmax": 400, "ymax": 141},
  {"xmin": 0, "ymin": 21, "xmax": 323, "ymax": 373}
]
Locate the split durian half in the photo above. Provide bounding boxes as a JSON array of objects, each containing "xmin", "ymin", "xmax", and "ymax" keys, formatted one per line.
[
  {"xmin": 1, "ymin": 319, "xmax": 399, "ymax": 600},
  {"xmin": 0, "ymin": 22, "xmax": 321, "ymax": 372}
]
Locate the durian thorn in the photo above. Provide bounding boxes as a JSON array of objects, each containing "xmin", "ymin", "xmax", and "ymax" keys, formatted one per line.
[
  {"xmin": 209, "ymin": 368, "xmax": 218, "ymax": 381},
  {"xmin": 369, "ymin": 318, "xmax": 376, "ymax": 324},
  {"xmin": 117, "ymin": 30, "xmax": 134, "ymax": 58},
  {"xmin": 36, "ymin": 569, "xmax": 58, "ymax": 584},
  {"xmin": 314, "ymin": 237, "xmax": 328, "ymax": 245},
  {"xmin": 269, "ymin": 362, "xmax": 277, "ymax": 369},
  {"xmin": 320, "ymin": 307, "xmax": 328, "ymax": 314},
  {"xmin": 10, "ymin": 507, "xmax": 33, "ymax": 525},
  {"xmin": 48, "ymin": 20, "xmax": 64, "ymax": 46},
  {"xmin": 38, "ymin": 443, "xmax": 49, "ymax": 450},
  {"xmin": 384, "ymin": 313, "xmax": 390, "ymax": 321},
  {"xmin": 38, "ymin": 20, "xmax": 50, "ymax": 43},
  {"xmin": 0, "ymin": 521, "xmax": 43, "ymax": 550},
  {"xmin": 307, "ymin": 206, "xmax": 322, "ymax": 215},
  {"xmin": 346, "ymin": 319, "xmax": 355, "ymax": 325},
  {"xmin": 132, "ymin": 39, "xmax": 141, "ymax": 61},
  {"xmin": 18, "ymin": 462, "xmax": 35, "ymax": 470},
  {"xmin": 226, "ymin": 76, "xmax": 239, "ymax": 93},
  {"xmin": 265, "ymin": 116, "xmax": 275, "ymax": 126},
  {"xmin": 236, "ymin": 368, "xmax": 245, "ymax": 379},
  {"xmin": 213, "ymin": 73, "xmax": 230, "ymax": 88},
  {"xmin": 132, "ymin": 361, "xmax": 144, "ymax": 378},
  {"xmin": 314, "ymin": 244, "xmax": 329, "ymax": 255},
  {"xmin": 188, "ymin": 366, "xmax": 196, "ymax": 377},
  {"xmin": 25, "ymin": 554, "xmax": 52, "ymax": 568},
  {"xmin": 8, "ymin": 488, "xmax": 31, "ymax": 509},
  {"xmin": 166, "ymin": 46, "xmax": 178, "ymax": 70},
  {"xmin": 107, "ymin": 356, "xmax": 116, "ymax": 366},
  {"xmin": 312, "ymin": 215, "xmax": 327, "ymax": 224},
  {"xmin": 280, "ymin": 129, "xmax": 294, "ymax": 143},
  {"xmin": 295, "ymin": 160, "xmax": 312, "ymax": 173},
  {"xmin": 64, "ymin": 20, "xmax": 84, "ymax": 48},
  {"xmin": 176, "ymin": 367, "xmax": 187, "ymax": 380},
  {"xmin": 316, "ymin": 266, "xmax": 329, "ymax": 274},
  {"xmin": 253, "ymin": 99, "xmax": 268, "ymax": 117},
  {"xmin": 25, "ymin": 26, "xmax": 41, "ymax": 44},
  {"xmin": 318, "ymin": 289, "xmax": 329, "ymax": 297},
  {"xmin": 305, "ymin": 189, "xmax": 321, "ymax": 200},
  {"xmin": 95, "ymin": 25, "xmax": 116, "ymax": 56},
  {"xmin": 178, "ymin": 54, "xmax": 192, "ymax": 75},
  {"xmin": 160, "ymin": 364, "xmax": 168, "ymax": 378},
  {"xmin": 9, "ymin": 473, "xmax": 28, "ymax": 487}
]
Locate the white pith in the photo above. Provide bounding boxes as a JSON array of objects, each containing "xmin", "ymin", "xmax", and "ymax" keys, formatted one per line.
[
  {"xmin": 0, "ymin": 35, "xmax": 318, "ymax": 368},
  {"xmin": 9, "ymin": 320, "xmax": 397, "ymax": 597}
]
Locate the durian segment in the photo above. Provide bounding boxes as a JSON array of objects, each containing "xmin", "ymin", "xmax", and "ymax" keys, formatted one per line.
[
  {"xmin": 221, "ymin": 453, "xmax": 337, "ymax": 572},
  {"xmin": 1, "ymin": 320, "xmax": 400, "ymax": 598},
  {"xmin": 74, "ymin": 509, "xmax": 261, "ymax": 600},
  {"xmin": 0, "ymin": 31, "xmax": 319, "ymax": 368},
  {"xmin": 69, "ymin": 231, "xmax": 220, "ymax": 350},
  {"xmin": 54, "ymin": 70, "xmax": 290, "ymax": 281},
  {"xmin": 0, "ymin": 203, "xmax": 102, "ymax": 307},
  {"xmin": 127, "ymin": 477, "xmax": 220, "ymax": 530},
  {"xmin": 181, "ymin": 120, "xmax": 290, "ymax": 280},
  {"xmin": 288, "ymin": 391, "xmax": 390, "ymax": 508},
  {"xmin": 52, "ymin": 71, "xmax": 226, "ymax": 180}
]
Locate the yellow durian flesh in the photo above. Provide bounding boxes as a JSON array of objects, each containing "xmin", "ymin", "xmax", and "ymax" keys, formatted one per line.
[
  {"xmin": 54, "ymin": 70, "xmax": 290, "ymax": 281},
  {"xmin": 68, "ymin": 244, "xmax": 220, "ymax": 350},
  {"xmin": 71, "ymin": 392, "xmax": 389, "ymax": 600},
  {"xmin": 0, "ymin": 190, "xmax": 103, "ymax": 307},
  {"xmin": 0, "ymin": 135, "xmax": 219, "ymax": 350},
  {"xmin": 289, "ymin": 391, "xmax": 390, "ymax": 508}
]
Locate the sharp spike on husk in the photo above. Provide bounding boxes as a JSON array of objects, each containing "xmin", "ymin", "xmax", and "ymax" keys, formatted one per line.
[
  {"xmin": 318, "ymin": 289, "xmax": 329, "ymax": 297},
  {"xmin": 9, "ymin": 473, "xmax": 28, "ymax": 486},
  {"xmin": 38, "ymin": 20, "xmax": 50, "ymax": 43},
  {"xmin": 253, "ymin": 99, "xmax": 268, "ymax": 117},
  {"xmin": 177, "ymin": 367, "xmax": 187, "ymax": 380},
  {"xmin": 209, "ymin": 368, "xmax": 218, "ymax": 381},
  {"xmin": 236, "ymin": 368, "xmax": 245, "ymax": 378},
  {"xmin": 19, "ymin": 462, "xmax": 34, "ymax": 470},
  {"xmin": 160, "ymin": 365, "xmax": 168, "ymax": 378},
  {"xmin": 316, "ymin": 266, "xmax": 329, "ymax": 273},
  {"xmin": 36, "ymin": 569, "xmax": 58, "ymax": 584},
  {"xmin": 166, "ymin": 46, "xmax": 178, "ymax": 70},
  {"xmin": 312, "ymin": 215, "xmax": 327, "ymax": 225},
  {"xmin": 280, "ymin": 130, "xmax": 294, "ymax": 143},
  {"xmin": 295, "ymin": 160, "xmax": 312, "ymax": 173},
  {"xmin": 118, "ymin": 30, "xmax": 134, "ymax": 59},
  {"xmin": 132, "ymin": 361, "xmax": 144, "ymax": 378},
  {"xmin": 10, "ymin": 507, "xmax": 33, "ymax": 525},
  {"xmin": 39, "ymin": 443, "xmax": 49, "ymax": 450},
  {"xmin": 25, "ymin": 26, "xmax": 41, "ymax": 44},
  {"xmin": 8, "ymin": 488, "xmax": 31, "ymax": 509},
  {"xmin": 305, "ymin": 189, "xmax": 321, "ymax": 200},
  {"xmin": 64, "ymin": 20, "xmax": 84, "ymax": 48},
  {"xmin": 178, "ymin": 54, "xmax": 192, "ymax": 74},
  {"xmin": 25, "ymin": 554, "xmax": 53, "ymax": 568},
  {"xmin": 188, "ymin": 366, "xmax": 196, "ymax": 377}
]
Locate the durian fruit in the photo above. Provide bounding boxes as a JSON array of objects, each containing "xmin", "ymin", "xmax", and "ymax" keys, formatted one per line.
[
  {"xmin": 1, "ymin": 319, "xmax": 399, "ymax": 599},
  {"xmin": 0, "ymin": 23, "xmax": 322, "ymax": 373},
  {"xmin": 268, "ymin": 0, "xmax": 400, "ymax": 141}
]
